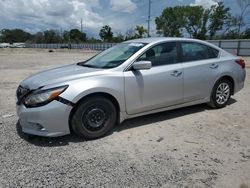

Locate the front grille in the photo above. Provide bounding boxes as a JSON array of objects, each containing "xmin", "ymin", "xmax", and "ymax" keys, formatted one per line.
[{"xmin": 16, "ymin": 85, "xmax": 30, "ymax": 105}]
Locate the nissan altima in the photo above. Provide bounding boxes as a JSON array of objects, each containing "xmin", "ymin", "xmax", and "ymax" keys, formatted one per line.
[{"xmin": 16, "ymin": 38, "xmax": 246, "ymax": 139}]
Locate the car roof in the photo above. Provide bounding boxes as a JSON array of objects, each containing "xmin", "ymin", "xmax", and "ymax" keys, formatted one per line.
[
  {"xmin": 123, "ymin": 37, "xmax": 235, "ymax": 58},
  {"xmin": 124, "ymin": 37, "xmax": 209, "ymax": 44},
  {"xmin": 123, "ymin": 37, "xmax": 228, "ymax": 55}
]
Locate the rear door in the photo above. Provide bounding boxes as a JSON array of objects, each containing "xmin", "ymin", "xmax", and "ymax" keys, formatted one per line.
[
  {"xmin": 124, "ymin": 42, "xmax": 183, "ymax": 115},
  {"xmin": 180, "ymin": 42, "xmax": 220, "ymax": 102}
]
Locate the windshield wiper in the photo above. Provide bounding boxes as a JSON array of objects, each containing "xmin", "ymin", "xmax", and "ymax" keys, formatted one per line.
[{"xmin": 77, "ymin": 63, "xmax": 98, "ymax": 68}]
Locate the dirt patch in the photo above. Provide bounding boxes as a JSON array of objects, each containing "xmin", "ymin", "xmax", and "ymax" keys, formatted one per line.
[{"xmin": 0, "ymin": 48, "xmax": 249, "ymax": 187}]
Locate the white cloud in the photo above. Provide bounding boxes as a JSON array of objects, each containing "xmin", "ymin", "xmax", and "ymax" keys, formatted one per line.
[
  {"xmin": 0, "ymin": 0, "xmax": 104, "ymax": 33},
  {"xmin": 110, "ymin": 0, "xmax": 136, "ymax": 13},
  {"xmin": 190, "ymin": 0, "xmax": 218, "ymax": 9}
]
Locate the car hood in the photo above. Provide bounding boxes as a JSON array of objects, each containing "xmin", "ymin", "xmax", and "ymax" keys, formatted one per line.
[{"xmin": 20, "ymin": 64, "xmax": 103, "ymax": 89}]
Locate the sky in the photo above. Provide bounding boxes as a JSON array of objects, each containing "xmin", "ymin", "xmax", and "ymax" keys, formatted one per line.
[{"xmin": 0, "ymin": 0, "xmax": 249, "ymax": 38}]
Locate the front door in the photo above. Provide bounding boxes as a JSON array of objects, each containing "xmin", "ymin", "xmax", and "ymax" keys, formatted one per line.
[{"xmin": 124, "ymin": 42, "xmax": 183, "ymax": 115}]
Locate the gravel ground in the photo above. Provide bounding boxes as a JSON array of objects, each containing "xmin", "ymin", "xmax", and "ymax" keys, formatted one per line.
[{"xmin": 0, "ymin": 48, "xmax": 250, "ymax": 188}]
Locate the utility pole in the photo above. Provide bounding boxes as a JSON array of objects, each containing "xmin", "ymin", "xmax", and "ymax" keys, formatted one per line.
[{"xmin": 147, "ymin": 0, "xmax": 151, "ymax": 37}]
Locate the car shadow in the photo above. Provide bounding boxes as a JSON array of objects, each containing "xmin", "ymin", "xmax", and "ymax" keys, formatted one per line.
[
  {"xmin": 115, "ymin": 104, "xmax": 207, "ymax": 132},
  {"xmin": 116, "ymin": 98, "xmax": 237, "ymax": 132},
  {"xmin": 16, "ymin": 98, "xmax": 237, "ymax": 147},
  {"xmin": 227, "ymin": 97, "xmax": 237, "ymax": 105},
  {"xmin": 16, "ymin": 122, "xmax": 86, "ymax": 147}
]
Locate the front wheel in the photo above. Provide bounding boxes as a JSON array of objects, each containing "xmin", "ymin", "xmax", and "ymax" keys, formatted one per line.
[
  {"xmin": 71, "ymin": 97, "xmax": 117, "ymax": 139},
  {"xmin": 208, "ymin": 79, "xmax": 232, "ymax": 109}
]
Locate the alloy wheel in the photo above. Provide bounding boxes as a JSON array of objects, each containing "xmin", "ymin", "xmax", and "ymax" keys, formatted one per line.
[{"xmin": 216, "ymin": 82, "xmax": 230, "ymax": 105}]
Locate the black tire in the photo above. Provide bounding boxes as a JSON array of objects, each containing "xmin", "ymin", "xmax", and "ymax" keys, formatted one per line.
[
  {"xmin": 208, "ymin": 79, "xmax": 232, "ymax": 109},
  {"xmin": 71, "ymin": 97, "xmax": 117, "ymax": 139}
]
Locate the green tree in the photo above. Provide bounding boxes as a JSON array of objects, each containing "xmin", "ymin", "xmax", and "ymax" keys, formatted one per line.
[
  {"xmin": 124, "ymin": 28, "xmax": 135, "ymax": 40},
  {"xmin": 63, "ymin": 31, "xmax": 70, "ymax": 43},
  {"xmin": 26, "ymin": 32, "xmax": 44, "ymax": 43},
  {"xmin": 86, "ymin": 37, "xmax": 102, "ymax": 43},
  {"xmin": 243, "ymin": 28, "xmax": 250, "ymax": 38},
  {"xmin": 33, "ymin": 32, "xmax": 44, "ymax": 43},
  {"xmin": 237, "ymin": 0, "xmax": 250, "ymax": 35},
  {"xmin": 69, "ymin": 29, "xmax": 86, "ymax": 43},
  {"xmin": 183, "ymin": 6, "xmax": 210, "ymax": 39},
  {"xmin": 112, "ymin": 32, "xmax": 124, "ymax": 42},
  {"xmin": 135, "ymin": 25, "xmax": 147, "ymax": 38},
  {"xmin": 222, "ymin": 15, "xmax": 241, "ymax": 37},
  {"xmin": 223, "ymin": 30, "xmax": 239, "ymax": 39},
  {"xmin": 155, "ymin": 6, "xmax": 185, "ymax": 37},
  {"xmin": 0, "ymin": 29, "xmax": 31, "ymax": 43},
  {"xmin": 209, "ymin": 2, "xmax": 231, "ymax": 39},
  {"xmin": 155, "ymin": 3, "xmax": 232, "ymax": 39},
  {"xmin": 43, "ymin": 30, "xmax": 61, "ymax": 43},
  {"xmin": 99, "ymin": 25, "xmax": 113, "ymax": 42},
  {"xmin": 124, "ymin": 26, "xmax": 147, "ymax": 40}
]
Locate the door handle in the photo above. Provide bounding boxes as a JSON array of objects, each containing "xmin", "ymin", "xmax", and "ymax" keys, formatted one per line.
[
  {"xmin": 210, "ymin": 63, "xmax": 219, "ymax": 69},
  {"xmin": 171, "ymin": 70, "xmax": 182, "ymax": 77}
]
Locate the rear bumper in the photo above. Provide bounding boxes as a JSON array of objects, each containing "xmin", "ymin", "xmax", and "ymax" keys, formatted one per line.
[
  {"xmin": 234, "ymin": 81, "xmax": 244, "ymax": 94},
  {"xmin": 234, "ymin": 69, "xmax": 246, "ymax": 94},
  {"xmin": 16, "ymin": 100, "xmax": 72, "ymax": 137}
]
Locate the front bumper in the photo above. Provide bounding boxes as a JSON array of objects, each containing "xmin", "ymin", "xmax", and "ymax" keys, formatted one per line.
[{"xmin": 16, "ymin": 100, "xmax": 72, "ymax": 137}]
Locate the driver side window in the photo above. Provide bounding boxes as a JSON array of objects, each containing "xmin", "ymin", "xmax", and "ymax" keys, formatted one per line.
[{"xmin": 137, "ymin": 42, "xmax": 177, "ymax": 67}]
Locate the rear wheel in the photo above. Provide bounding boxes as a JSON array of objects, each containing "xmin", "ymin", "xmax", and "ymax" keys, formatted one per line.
[
  {"xmin": 208, "ymin": 79, "xmax": 232, "ymax": 108},
  {"xmin": 71, "ymin": 97, "xmax": 117, "ymax": 139}
]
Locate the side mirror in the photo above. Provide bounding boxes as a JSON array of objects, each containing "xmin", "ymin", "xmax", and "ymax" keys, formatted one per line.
[{"xmin": 132, "ymin": 61, "xmax": 152, "ymax": 70}]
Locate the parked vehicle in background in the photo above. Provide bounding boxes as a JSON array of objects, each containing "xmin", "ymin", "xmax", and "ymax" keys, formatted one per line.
[
  {"xmin": 16, "ymin": 37, "xmax": 246, "ymax": 139},
  {"xmin": 0, "ymin": 43, "xmax": 25, "ymax": 48},
  {"xmin": 11, "ymin": 43, "xmax": 25, "ymax": 48},
  {"xmin": 0, "ymin": 43, "xmax": 11, "ymax": 48}
]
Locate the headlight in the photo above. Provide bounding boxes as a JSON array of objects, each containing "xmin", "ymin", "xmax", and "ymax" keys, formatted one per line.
[{"xmin": 24, "ymin": 85, "xmax": 68, "ymax": 107}]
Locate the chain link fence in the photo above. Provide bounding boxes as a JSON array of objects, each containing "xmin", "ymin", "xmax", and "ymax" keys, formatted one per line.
[
  {"xmin": 25, "ymin": 43, "xmax": 116, "ymax": 51},
  {"xmin": 207, "ymin": 40, "xmax": 250, "ymax": 56},
  {"xmin": 24, "ymin": 39, "xmax": 250, "ymax": 56}
]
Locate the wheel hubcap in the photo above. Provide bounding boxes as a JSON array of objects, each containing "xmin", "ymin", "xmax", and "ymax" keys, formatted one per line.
[
  {"xmin": 216, "ymin": 82, "xmax": 230, "ymax": 105},
  {"xmin": 85, "ymin": 107, "xmax": 107, "ymax": 128}
]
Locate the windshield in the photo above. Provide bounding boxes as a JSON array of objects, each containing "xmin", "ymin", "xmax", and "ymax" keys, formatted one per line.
[{"xmin": 78, "ymin": 42, "xmax": 147, "ymax": 69}]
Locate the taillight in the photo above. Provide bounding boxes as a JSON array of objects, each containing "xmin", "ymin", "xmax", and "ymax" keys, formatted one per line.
[{"xmin": 235, "ymin": 59, "xmax": 245, "ymax": 69}]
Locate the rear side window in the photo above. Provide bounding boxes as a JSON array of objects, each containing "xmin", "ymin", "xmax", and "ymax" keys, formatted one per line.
[
  {"xmin": 180, "ymin": 42, "xmax": 219, "ymax": 62},
  {"xmin": 137, "ymin": 42, "xmax": 178, "ymax": 66},
  {"xmin": 208, "ymin": 47, "xmax": 219, "ymax": 58}
]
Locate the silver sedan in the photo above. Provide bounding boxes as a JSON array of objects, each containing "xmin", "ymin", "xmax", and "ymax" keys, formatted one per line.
[{"xmin": 16, "ymin": 38, "xmax": 246, "ymax": 139}]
